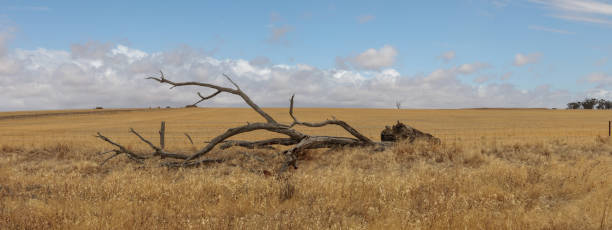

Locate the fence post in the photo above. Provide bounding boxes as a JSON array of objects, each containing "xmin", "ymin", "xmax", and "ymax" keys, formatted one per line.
[
  {"xmin": 609, "ymin": 120, "xmax": 611, "ymax": 137},
  {"xmin": 160, "ymin": 121, "xmax": 166, "ymax": 149}
]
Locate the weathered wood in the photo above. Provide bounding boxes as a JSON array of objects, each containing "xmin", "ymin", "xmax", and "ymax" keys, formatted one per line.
[
  {"xmin": 95, "ymin": 133, "xmax": 146, "ymax": 163},
  {"xmin": 129, "ymin": 128, "xmax": 189, "ymax": 159},
  {"xmin": 148, "ymin": 71, "xmax": 277, "ymax": 124},
  {"xmin": 159, "ymin": 121, "xmax": 166, "ymax": 149},
  {"xmin": 98, "ymin": 72, "xmax": 387, "ymax": 169},
  {"xmin": 219, "ymin": 138, "xmax": 297, "ymax": 150},
  {"xmin": 185, "ymin": 122, "xmax": 306, "ymax": 161},
  {"xmin": 380, "ymin": 121, "xmax": 440, "ymax": 144},
  {"xmin": 289, "ymin": 94, "xmax": 374, "ymax": 144},
  {"xmin": 184, "ymin": 133, "xmax": 194, "ymax": 145}
]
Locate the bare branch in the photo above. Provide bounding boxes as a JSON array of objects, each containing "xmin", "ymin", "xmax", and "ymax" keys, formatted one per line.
[
  {"xmin": 162, "ymin": 158, "xmax": 226, "ymax": 168},
  {"xmin": 289, "ymin": 94, "xmax": 299, "ymax": 123},
  {"xmin": 129, "ymin": 128, "xmax": 160, "ymax": 151},
  {"xmin": 129, "ymin": 128, "xmax": 190, "ymax": 160},
  {"xmin": 288, "ymin": 95, "xmax": 374, "ymax": 144},
  {"xmin": 185, "ymin": 122, "xmax": 305, "ymax": 161},
  {"xmin": 95, "ymin": 132, "xmax": 146, "ymax": 163},
  {"xmin": 280, "ymin": 136, "xmax": 364, "ymax": 173},
  {"xmin": 190, "ymin": 90, "xmax": 222, "ymax": 107},
  {"xmin": 100, "ymin": 152, "xmax": 121, "ymax": 166},
  {"xmin": 98, "ymin": 72, "xmax": 391, "ymax": 169},
  {"xmin": 98, "ymin": 150, "xmax": 116, "ymax": 155},
  {"xmin": 147, "ymin": 72, "xmax": 277, "ymax": 124},
  {"xmin": 219, "ymin": 138, "xmax": 297, "ymax": 150},
  {"xmin": 184, "ymin": 133, "xmax": 194, "ymax": 145},
  {"xmin": 223, "ymin": 73, "xmax": 240, "ymax": 90}
]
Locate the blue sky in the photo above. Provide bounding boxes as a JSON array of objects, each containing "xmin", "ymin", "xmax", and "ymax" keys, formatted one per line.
[{"xmin": 0, "ymin": 0, "xmax": 611, "ymax": 110}]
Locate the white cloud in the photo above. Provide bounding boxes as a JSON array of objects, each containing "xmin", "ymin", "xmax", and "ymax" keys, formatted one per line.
[
  {"xmin": 438, "ymin": 50, "xmax": 456, "ymax": 62},
  {"xmin": 0, "ymin": 42, "xmax": 579, "ymax": 111},
  {"xmin": 553, "ymin": 14, "xmax": 612, "ymax": 25},
  {"xmin": 531, "ymin": 0, "xmax": 612, "ymax": 25},
  {"xmin": 457, "ymin": 62, "xmax": 490, "ymax": 74},
  {"xmin": 584, "ymin": 72, "xmax": 612, "ymax": 87},
  {"xmin": 348, "ymin": 45, "xmax": 398, "ymax": 70},
  {"xmin": 268, "ymin": 25, "xmax": 292, "ymax": 44},
  {"xmin": 249, "ymin": 56, "xmax": 271, "ymax": 66},
  {"xmin": 357, "ymin": 14, "xmax": 375, "ymax": 23},
  {"xmin": 501, "ymin": 72, "xmax": 513, "ymax": 80},
  {"xmin": 528, "ymin": 25, "xmax": 574, "ymax": 34},
  {"xmin": 533, "ymin": 0, "xmax": 612, "ymax": 15},
  {"xmin": 514, "ymin": 53, "xmax": 542, "ymax": 66},
  {"xmin": 111, "ymin": 45, "xmax": 147, "ymax": 62},
  {"xmin": 474, "ymin": 75, "xmax": 492, "ymax": 83}
]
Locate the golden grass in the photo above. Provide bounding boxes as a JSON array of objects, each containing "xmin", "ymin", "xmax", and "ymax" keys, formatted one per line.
[{"xmin": 1, "ymin": 108, "xmax": 612, "ymax": 229}]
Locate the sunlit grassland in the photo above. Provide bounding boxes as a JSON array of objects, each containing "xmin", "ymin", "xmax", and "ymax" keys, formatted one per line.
[{"xmin": 1, "ymin": 108, "xmax": 611, "ymax": 229}]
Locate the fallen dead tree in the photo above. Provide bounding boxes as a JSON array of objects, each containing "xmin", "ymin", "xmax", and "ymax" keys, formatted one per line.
[{"xmin": 96, "ymin": 71, "xmax": 391, "ymax": 171}]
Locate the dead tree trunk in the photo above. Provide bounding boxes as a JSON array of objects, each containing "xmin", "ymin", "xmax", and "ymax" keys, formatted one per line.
[{"xmin": 96, "ymin": 71, "xmax": 387, "ymax": 171}]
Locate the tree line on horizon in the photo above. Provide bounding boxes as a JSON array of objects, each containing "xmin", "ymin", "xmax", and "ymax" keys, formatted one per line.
[{"xmin": 566, "ymin": 98, "xmax": 612, "ymax": 110}]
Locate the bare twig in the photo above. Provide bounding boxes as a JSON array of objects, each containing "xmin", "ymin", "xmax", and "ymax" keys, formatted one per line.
[
  {"xmin": 184, "ymin": 133, "xmax": 194, "ymax": 145},
  {"xmin": 191, "ymin": 90, "xmax": 221, "ymax": 107},
  {"xmin": 100, "ymin": 152, "xmax": 121, "ymax": 166},
  {"xmin": 130, "ymin": 128, "xmax": 160, "ymax": 151},
  {"xmin": 95, "ymin": 132, "xmax": 145, "ymax": 163},
  {"xmin": 288, "ymin": 94, "xmax": 374, "ymax": 144},
  {"xmin": 147, "ymin": 72, "xmax": 277, "ymax": 123},
  {"xmin": 129, "ymin": 128, "xmax": 189, "ymax": 160}
]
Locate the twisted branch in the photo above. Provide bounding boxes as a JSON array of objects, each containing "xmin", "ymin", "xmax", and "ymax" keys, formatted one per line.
[
  {"xmin": 98, "ymin": 72, "xmax": 385, "ymax": 170},
  {"xmin": 219, "ymin": 138, "xmax": 298, "ymax": 150},
  {"xmin": 147, "ymin": 71, "xmax": 277, "ymax": 124},
  {"xmin": 288, "ymin": 94, "xmax": 374, "ymax": 144}
]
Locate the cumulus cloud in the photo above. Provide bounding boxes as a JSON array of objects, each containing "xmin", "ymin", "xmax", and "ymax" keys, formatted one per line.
[
  {"xmin": 473, "ymin": 75, "xmax": 491, "ymax": 83},
  {"xmin": 438, "ymin": 50, "xmax": 456, "ymax": 62},
  {"xmin": 357, "ymin": 14, "xmax": 375, "ymax": 23},
  {"xmin": 501, "ymin": 72, "xmax": 513, "ymax": 80},
  {"xmin": 268, "ymin": 25, "xmax": 292, "ymax": 44},
  {"xmin": 584, "ymin": 72, "xmax": 612, "ymax": 87},
  {"xmin": 514, "ymin": 53, "xmax": 541, "ymax": 66},
  {"xmin": 0, "ymin": 41, "xmax": 579, "ymax": 111},
  {"xmin": 343, "ymin": 45, "xmax": 398, "ymax": 70},
  {"xmin": 457, "ymin": 62, "xmax": 490, "ymax": 74},
  {"xmin": 249, "ymin": 56, "xmax": 271, "ymax": 66}
]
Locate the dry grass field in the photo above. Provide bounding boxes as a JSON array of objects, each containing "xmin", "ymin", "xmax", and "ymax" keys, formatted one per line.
[{"xmin": 1, "ymin": 107, "xmax": 612, "ymax": 229}]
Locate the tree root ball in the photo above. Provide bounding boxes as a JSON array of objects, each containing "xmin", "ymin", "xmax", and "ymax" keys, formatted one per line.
[{"xmin": 381, "ymin": 121, "xmax": 440, "ymax": 144}]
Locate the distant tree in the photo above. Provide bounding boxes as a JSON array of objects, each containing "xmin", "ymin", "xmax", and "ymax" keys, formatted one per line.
[
  {"xmin": 581, "ymin": 98, "xmax": 598, "ymax": 109},
  {"xmin": 395, "ymin": 101, "xmax": 401, "ymax": 110},
  {"xmin": 567, "ymin": 102, "xmax": 580, "ymax": 109},
  {"xmin": 567, "ymin": 98, "xmax": 611, "ymax": 110},
  {"xmin": 597, "ymin": 99, "xmax": 612, "ymax": 109}
]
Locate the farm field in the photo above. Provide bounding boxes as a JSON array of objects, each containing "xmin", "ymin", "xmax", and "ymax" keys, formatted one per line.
[
  {"xmin": 1, "ymin": 107, "xmax": 611, "ymax": 148},
  {"xmin": 1, "ymin": 108, "xmax": 612, "ymax": 229}
]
